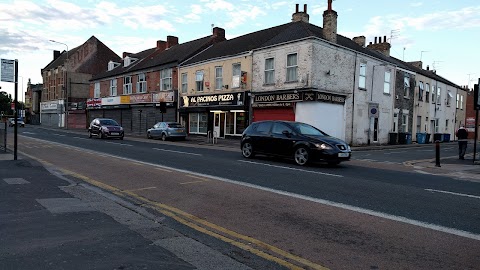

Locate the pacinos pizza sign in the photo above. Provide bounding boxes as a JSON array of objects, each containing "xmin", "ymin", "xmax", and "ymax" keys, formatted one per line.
[
  {"xmin": 253, "ymin": 91, "xmax": 346, "ymax": 107},
  {"xmin": 181, "ymin": 92, "xmax": 245, "ymax": 107}
]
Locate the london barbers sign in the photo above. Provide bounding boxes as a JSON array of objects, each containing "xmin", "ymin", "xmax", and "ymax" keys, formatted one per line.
[{"xmin": 253, "ymin": 91, "xmax": 346, "ymax": 106}]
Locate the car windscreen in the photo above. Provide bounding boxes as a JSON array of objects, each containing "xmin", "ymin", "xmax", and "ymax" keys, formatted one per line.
[
  {"xmin": 292, "ymin": 123, "xmax": 328, "ymax": 136},
  {"xmin": 99, "ymin": 119, "xmax": 119, "ymax": 126},
  {"xmin": 167, "ymin": 123, "xmax": 183, "ymax": 128}
]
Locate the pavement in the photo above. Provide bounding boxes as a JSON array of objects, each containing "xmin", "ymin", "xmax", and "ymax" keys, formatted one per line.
[{"xmin": 1, "ymin": 126, "xmax": 480, "ymax": 269}]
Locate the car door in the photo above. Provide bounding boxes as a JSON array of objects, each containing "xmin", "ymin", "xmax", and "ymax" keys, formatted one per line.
[
  {"xmin": 250, "ymin": 121, "xmax": 272, "ymax": 154},
  {"xmin": 151, "ymin": 123, "xmax": 161, "ymax": 138},
  {"xmin": 269, "ymin": 122, "xmax": 296, "ymax": 157}
]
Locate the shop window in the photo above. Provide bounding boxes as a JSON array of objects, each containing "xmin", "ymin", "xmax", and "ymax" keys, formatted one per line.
[
  {"xmin": 189, "ymin": 113, "xmax": 208, "ymax": 134},
  {"xmin": 226, "ymin": 112, "xmax": 247, "ymax": 135}
]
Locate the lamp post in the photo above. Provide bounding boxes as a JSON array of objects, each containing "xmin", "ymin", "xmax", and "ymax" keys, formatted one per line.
[{"xmin": 49, "ymin": 40, "xmax": 69, "ymax": 129}]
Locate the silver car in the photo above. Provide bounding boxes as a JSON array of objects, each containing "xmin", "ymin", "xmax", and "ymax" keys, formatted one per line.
[
  {"xmin": 147, "ymin": 122, "xmax": 186, "ymax": 141},
  {"xmin": 8, "ymin": 118, "xmax": 25, "ymax": 127}
]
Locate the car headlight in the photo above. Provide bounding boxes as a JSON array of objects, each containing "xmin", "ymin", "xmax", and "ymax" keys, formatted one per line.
[{"xmin": 314, "ymin": 143, "xmax": 333, "ymax": 150}]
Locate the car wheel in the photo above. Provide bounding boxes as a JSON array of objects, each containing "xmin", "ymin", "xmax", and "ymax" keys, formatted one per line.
[
  {"xmin": 120, "ymin": 136, "xmax": 124, "ymax": 140},
  {"xmin": 242, "ymin": 142, "xmax": 255, "ymax": 158},
  {"xmin": 294, "ymin": 146, "xmax": 309, "ymax": 166},
  {"xmin": 147, "ymin": 132, "xmax": 152, "ymax": 139},
  {"xmin": 161, "ymin": 133, "xmax": 167, "ymax": 141},
  {"xmin": 88, "ymin": 131, "xmax": 92, "ymax": 138},
  {"xmin": 97, "ymin": 131, "xmax": 103, "ymax": 139}
]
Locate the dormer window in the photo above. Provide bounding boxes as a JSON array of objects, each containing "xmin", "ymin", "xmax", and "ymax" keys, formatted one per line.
[
  {"xmin": 123, "ymin": 56, "xmax": 138, "ymax": 67},
  {"xmin": 108, "ymin": 61, "xmax": 120, "ymax": 71}
]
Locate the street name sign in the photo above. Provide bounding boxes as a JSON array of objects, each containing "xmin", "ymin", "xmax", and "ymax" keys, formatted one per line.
[{"xmin": 1, "ymin": 59, "xmax": 15, "ymax": 82}]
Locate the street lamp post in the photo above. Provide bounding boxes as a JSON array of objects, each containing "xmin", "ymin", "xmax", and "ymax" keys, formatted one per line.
[{"xmin": 49, "ymin": 40, "xmax": 69, "ymax": 129}]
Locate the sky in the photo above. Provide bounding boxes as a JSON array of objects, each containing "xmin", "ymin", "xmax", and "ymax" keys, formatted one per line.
[{"xmin": 1, "ymin": 0, "xmax": 479, "ymax": 102}]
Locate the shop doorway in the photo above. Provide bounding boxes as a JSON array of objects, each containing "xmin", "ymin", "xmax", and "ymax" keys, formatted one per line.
[{"xmin": 213, "ymin": 112, "xmax": 225, "ymax": 138}]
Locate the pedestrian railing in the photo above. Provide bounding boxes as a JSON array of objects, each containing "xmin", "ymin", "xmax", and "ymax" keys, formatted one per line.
[
  {"xmin": 207, "ymin": 130, "xmax": 217, "ymax": 145},
  {"xmin": 0, "ymin": 122, "xmax": 6, "ymax": 152}
]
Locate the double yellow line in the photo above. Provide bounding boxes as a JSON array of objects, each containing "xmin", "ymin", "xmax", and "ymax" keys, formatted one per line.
[{"xmin": 22, "ymin": 152, "xmax": 328, "ymax": 270}]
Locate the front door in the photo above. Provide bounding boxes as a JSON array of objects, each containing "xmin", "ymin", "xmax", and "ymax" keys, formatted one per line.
[{"xmin": 213, "ymin": 112, "xmax": 225, "ymax": 138}]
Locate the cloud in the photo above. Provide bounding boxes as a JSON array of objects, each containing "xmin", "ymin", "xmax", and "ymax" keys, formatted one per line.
[
  {"xmin": 224, "ymin": 5, "xmax": 267, "ymax": 29},
  {"xmin": 411, "ymin": 2, "xmax": 423, "ymax": 7}
]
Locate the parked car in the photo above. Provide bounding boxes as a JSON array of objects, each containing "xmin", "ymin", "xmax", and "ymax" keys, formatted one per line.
[
  {"xmin": 8, "ymin": 118, "xmax": 25, "ymax": 127},
  {"xmin": 241, "ymin": 120, "xmax": 351, "ymax": 166},
  {"xmin": 147, "ymin": 122, "xmax": 186, "ymax": 141},
  {"xmin": 88, "ymin": 118, "xmax": 124, "ymax": 139}
]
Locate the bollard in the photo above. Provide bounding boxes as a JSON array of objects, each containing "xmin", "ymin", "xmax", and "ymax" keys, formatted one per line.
[{"xmin": 435, "ymin": 140, "xmax": 441, "ymax": 167}]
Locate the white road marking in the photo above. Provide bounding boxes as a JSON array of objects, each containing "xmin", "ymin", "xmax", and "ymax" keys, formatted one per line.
[
  {"xmin": 22, "ymin": 132, "xmax": 36, "ymax": 135},
  {"xmin": 53, "ymin": 133, "xmax": 66, "ymax": 136},
  {"xmin": 73, "ymin": 136, "xmax": 89, "ymax": 140},
  {"xmin": 417, "ymin": 149, "xmax": 434, "ymax": 152},
  {"xmin": 384, "ymin": 151, "xmax": 407, "ymax": 154},
  {"xmin": 238, "ymin": 160, "xmax": 343, "ymax": 177},
  {"xmin": 19, "ymin": 136, "xmax": 480, "ymax": 241},
  {"xmin": 425, "ymin": 189, "xmax": 480, "ymax": 199},
  {"xmin": 152, "ymin": 148, "xmax": 202, "ymax": 156},
  {"xmin": 104, "ymin": 141, "xmax": 132, "ymax": 146}
]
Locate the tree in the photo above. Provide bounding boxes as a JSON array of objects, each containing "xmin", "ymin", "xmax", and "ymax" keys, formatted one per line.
[{"xmin": 0, "ymin": 91, "xmax": 13, "ymax": 116}]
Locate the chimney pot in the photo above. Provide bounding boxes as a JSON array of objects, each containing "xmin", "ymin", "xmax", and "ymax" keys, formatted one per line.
[
  {"xmin": 304, "ymin": 4, "xmax": 307, "ymax": 13},
  {"xmin": 374, "ymin": 37, "xmax": 377, "ymax": 44},
  {"xmin": 296, "ymin": 4, "xmax": 299, "ymax": 12},
  {"xmin": 122, "ymin": 52, "xmax": 132, "ymax": 58},
  {"xmin": 384, "ymin": 36, "xmax": 387, "ymax": 42}
]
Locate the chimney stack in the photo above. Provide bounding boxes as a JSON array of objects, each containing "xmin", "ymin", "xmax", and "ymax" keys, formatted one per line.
[
  {"xmin": 53, "ymin": 50, "xmax": 61, "ymax": 60},
  {"xmin": 292, "ymin": 3, "xmax": 309, "ymax": 23},
  {"xmin": 352, "ymin": 36, "xmax": 366, "ymax": 47},
  {"xmin": 122, "ymin": 52, "xmax": 132, "ymax": 58},
  {"xmin": 322, "ymin": 0, "xmax": 337, "ymax": 43},
  {"xmin": 366, "ymin": 35, "xmax": 391, "ymax": 56},
  {"xmin": 156, "ymin": 40, "xmax": 167, "ymax": 51},
  {"xmin": 408, "ymin": 61, "xmax": 423, "ymax": 69},
  {"xmin": 212, "ymin": 27, "xmax": 226, "ymax": 43},
  {"xmin": 166, "ymin": 36, "xmax": 179, "ymax": 49}
]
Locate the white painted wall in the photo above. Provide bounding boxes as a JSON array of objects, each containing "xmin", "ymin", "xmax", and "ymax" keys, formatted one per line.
[{"xmin": 295, "ymin": 102, "xmax": 345, "ymax": 140}]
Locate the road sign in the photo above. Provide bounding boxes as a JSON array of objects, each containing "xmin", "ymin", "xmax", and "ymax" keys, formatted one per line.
[
  {"xmin": 1, "ymin": 59, "xmax": 15, "ymax": 83},
  {"xmin": 368, "ymin": 103, "xmax": 379, "ymax": 118}
]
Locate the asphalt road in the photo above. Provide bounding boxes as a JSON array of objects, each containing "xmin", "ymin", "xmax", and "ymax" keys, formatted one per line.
[{"xmin": 8, "ymin": 126, "xmax": 480, "ymax": 269}]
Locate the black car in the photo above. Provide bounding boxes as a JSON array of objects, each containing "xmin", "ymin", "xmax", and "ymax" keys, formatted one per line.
[
  {"xmin": 88, "ymin": 118, "xmax": 124, "ymax": 140},
  {"xmin": 241, "ymin": 120, "xmax": 351, "ymax": 166}
]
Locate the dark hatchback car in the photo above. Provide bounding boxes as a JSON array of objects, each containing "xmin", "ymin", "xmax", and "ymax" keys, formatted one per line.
[
  {"xmin": 147, "ymin": 122, "xmax": 187, "ymax": 141},
  {"xmin": 241, "ymin": 120, "xmax": 351, "ymax": 166},
  {"xmin": 88, "ymin": 118, "xmax": 124, "ymax": 140}
]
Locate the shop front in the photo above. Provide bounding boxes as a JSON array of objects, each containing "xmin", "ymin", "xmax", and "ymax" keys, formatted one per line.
[
  {"xmin": 252, "ymin": 90, "xmax": 347, "ymax": 140},
  {"xmin": 40, "ymin": 100, "xmax": 64, "ymax": 127},
  {"xmin": 86, "ymin": 91, "xmax": 177, "ymax": 135},
  {"xmin": 179, "ymin": 91, "xmax": 250, "ymax": 138}
]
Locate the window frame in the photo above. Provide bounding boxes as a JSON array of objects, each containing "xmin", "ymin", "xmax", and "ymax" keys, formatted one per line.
[
  {"xmin": 195, "ymin": 70, "xmax": 204, "ymax": 92},
  {"xmin": 418, "ymin": 81, "xmax": 424, "ymax": 101},
  {"xmin": 215, "ymin": 66, "xmax": 223, "ymax": 90},
  {"xmin": 383, "ymin": 70, "xmax": 391, "ymax": 94},
  {"xmin": 359, "ymin": 63, "xmax": 366, "ymax": 89},
  {"xmin": 123, "ymin": 76, "xmax": 132, "ymax": 94},
  {"xmin": 110, "ymin": 79, "xmax": 117, "ymax": 96},
  {"xmin": 137, "ymin": 73, "xmax": 147, "ymax": 93},
  {"xmin": 264, "ymin": 58, "xmax": 275, "ymax": 85},
  {"xmin": 181, "ymin": 73, "xmax": 188, "ymax": 93},
  {"xmin": 425, "ymin": 83, "xmax": 430, "ymax": 103},
  {"xmin": 160, "ymin": 68, "xmax": 172, "ymax": 91},
  {"xmin": 286, "ymin": 53, "xmax": 298, "ymax": 82},
  {"xmin": 94, "ymin": 82, "xmax": 100, "ymax": 98},
  {"xmin": 403, "ymin": 75, "xmax": 410, "ymax": 98}
]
